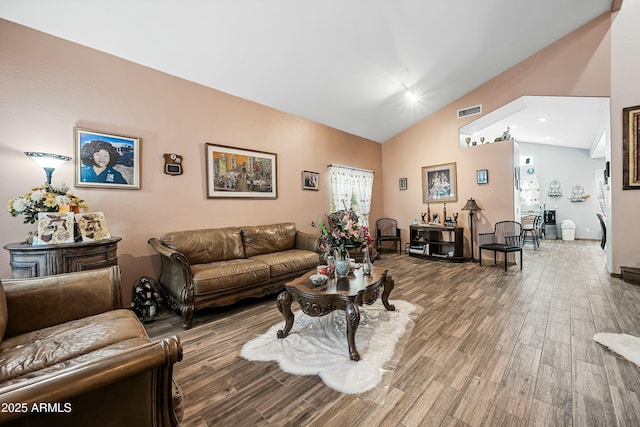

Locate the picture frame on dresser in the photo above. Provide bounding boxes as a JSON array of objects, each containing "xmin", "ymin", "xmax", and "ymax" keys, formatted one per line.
[
  {"xmin": 205, "ymin": 143, "xmax": 277, "ymax": 198},
  {"xmin": 75, "ymin": 212, "xmax": 111, "ymax": 241},
  {"xmin": 74, "ymin": 127, "xmax": 140, "ymax": 190},
  {"xmin": 422, "ymin": 162, "xmax": 457, "ymax": 203}
]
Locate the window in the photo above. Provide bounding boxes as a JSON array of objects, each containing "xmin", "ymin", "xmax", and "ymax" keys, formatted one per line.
[{"xmin": 328, "ymin": 165, "xmax": 374, "ymax": 227}]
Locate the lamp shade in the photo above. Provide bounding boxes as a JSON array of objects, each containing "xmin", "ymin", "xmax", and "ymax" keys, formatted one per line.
[
  {"xmin": 25, "ymin": 152, "xmax": 72, "ymax": 184},
  {"xmin": 25, "ymin": 152, "xmax": 71, "ymax": 169},
  {"xmin": 461, "ymin": 198, "xmax": 481, "ymax": 211}
]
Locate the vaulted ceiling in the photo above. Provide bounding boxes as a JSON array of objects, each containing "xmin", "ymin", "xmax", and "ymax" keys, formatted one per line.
[{"xmin": 0, "ymin": 1, "xmax": 614, "ymax": 144}]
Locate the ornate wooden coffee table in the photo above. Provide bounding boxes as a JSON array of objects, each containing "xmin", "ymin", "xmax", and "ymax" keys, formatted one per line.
[{"xmin": 276, "ymin": 266, "xmax": 395, "ymax": 361}]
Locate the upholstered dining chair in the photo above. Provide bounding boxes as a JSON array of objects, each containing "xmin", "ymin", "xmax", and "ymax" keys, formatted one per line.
[
  {"xmin": 376, "ymin": 218, "xmax": 401, "ymax": 259},
  {"xmin": 478, "ymin": 221, "xmax": 524, "ymax": 271}
]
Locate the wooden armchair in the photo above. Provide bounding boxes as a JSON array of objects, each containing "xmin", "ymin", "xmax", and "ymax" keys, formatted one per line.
[
  {"xmin": 478, "ymin": 221, "xmax": 524, "ymax": 271},
  {"xmin": 376, "ymin": 218, "xmax": 401, "ymax": 259}
]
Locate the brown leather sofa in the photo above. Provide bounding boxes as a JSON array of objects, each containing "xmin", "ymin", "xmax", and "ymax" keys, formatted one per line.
[
  {"xmin": 0, "ymin": 266, "xmax": 183, "ymax": 427},
  {"xmin": 148, "ymin": 222, "xmax": 321, "ymax": 329}
]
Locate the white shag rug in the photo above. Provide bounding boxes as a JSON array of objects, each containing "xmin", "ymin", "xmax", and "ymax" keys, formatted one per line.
[
  {"xmin": 593, "ymin": 332, "xmax": 640, "ymax": 367},
  {"xmin": 241, "ymin": 299, "xmax": 417, "ymax": 395}
]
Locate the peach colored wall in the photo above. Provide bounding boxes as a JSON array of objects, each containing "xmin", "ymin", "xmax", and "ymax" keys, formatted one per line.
[
  {"xmin": 0, "ymin": 20, "xmax": 383, "ymax": 304},
  {"xmin": 611, "ymin": 2, "xmax": 640, "ymax": 273},
  {"xmin": 382, "ymin": 13, "xmax": 612, "ymax": 258}
]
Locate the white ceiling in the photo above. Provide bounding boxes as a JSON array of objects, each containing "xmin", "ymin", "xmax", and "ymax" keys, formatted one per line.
[{"xmin": 0, "ymin": 1, "xmax": 613, "ymax": 144}]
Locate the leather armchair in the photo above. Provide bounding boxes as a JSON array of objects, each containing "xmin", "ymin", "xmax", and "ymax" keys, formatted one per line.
[{"xmin": 0, "ymin": 266, "xmax": 183, "ymax": 427}]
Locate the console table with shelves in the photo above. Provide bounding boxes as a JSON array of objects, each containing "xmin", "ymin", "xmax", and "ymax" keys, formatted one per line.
[
  {"xmin": 408, "ymin": 225, "xmax": 464, "ymax": 262},
  {"xmin": 4, "ymin": 237, "xmax": 121, "ymax": 278}
]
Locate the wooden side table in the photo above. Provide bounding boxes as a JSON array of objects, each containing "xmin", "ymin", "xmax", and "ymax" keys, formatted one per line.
[{"xmin": 3, "ymin": 237, "xmax": 122, "ymax": 278}]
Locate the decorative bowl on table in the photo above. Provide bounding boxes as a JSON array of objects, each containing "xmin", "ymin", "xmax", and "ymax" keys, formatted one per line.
[{"xmin": 310, "ymin": 273, "xmax": 328, "ymax": 286}]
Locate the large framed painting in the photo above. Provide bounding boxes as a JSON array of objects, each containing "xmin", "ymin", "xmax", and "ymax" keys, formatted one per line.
[
  {"xmin": 623, "ymin": 105, "xmax": 640, "ymax": 190},
  {"xmin": 206, "ymin": 143, "xmax": 277, "ymax": 198},
  {"xmin": 422, "ymin": 162, "xmax": 457, "ymax": 203},
  {"xmin": 74, "ymin": 127, "xmax": 140, "ymax": 189}
]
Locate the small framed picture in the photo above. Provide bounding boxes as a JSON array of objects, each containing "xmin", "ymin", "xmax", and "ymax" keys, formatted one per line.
[
  {"xmin": 477, "ymin": 169, "xmax": 489, "ymax": 185},
  {"xmin": 399, "ymin": 177, "xmax": 408, "ymax": 190},
  {"xmin": 35, "ymin": 212, "xmax": 75, "ymax": 245},
  {"xmin": 623, "ymin": 105, "xmax": 640, "ymax": 190},
  {"xmin": 74, "ymin": 127, "xmax": 141, "ymax": 189},
  {"xmin": 75, "ymin": 212, "xmax": 111, "ymax": 241},
  {"xmin": 302, "ymin": 170, "xmax": 320, "ymax": 190}
]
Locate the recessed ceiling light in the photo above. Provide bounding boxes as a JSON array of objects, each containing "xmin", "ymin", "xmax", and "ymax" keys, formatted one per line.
[
  {"xmin": 538, "ymin": 118, "xmax": 547, "ymax": 122},
  {"xmin": 545, "ymin": 136, "xmax": 551, "ymax": 140}
]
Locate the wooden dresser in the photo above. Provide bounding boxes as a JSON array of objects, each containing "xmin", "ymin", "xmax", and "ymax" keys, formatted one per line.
[{"xmin": 4, "ymin": 237, "xmax": 121, "ymax": 278}]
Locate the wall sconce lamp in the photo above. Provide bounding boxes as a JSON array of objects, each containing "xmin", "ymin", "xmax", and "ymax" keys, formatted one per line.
[
  {"xmin": 24, "ymin": 151, "xmax": 72, "ymax": 185},
  {"xmin": 461, "ymin": 198, "xmax": 482, "ymax": 261}
]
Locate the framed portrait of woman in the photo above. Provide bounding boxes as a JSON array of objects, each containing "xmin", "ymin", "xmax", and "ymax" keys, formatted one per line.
[{"xmin": 74, "ymin": 127, "xmax": 141, "ymax": 189}]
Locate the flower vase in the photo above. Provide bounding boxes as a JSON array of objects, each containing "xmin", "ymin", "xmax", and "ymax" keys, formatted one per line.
[
  {"xmin": 334, "ymin": 249, "xmax": 350, "ymax": 278},
  {"xmin": 362, "ymin": 246, "xmax": 372, "ymax": 275}
]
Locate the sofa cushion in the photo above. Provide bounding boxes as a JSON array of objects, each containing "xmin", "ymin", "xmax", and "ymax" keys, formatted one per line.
[
  {"xmin": 191, "ymin": 259, "xmax": 270, "ymax": 296},
  {"xmin": 241, "ymin": 223, "xmax": 296, "ymax": 258},
  {"xmin": 161, "ymin": 227, "xmax": 245, "ymax": 264},
  {"xmin": 250, "ymin": 249, "xmax": 319, "ymax": 278},
  {"xmin": 0, "ymin": 282, "xmax": 6, "ymax": 342},
  {"xmin": 0, "ymin": 309, "xmax": 148, "ymax": 385}
]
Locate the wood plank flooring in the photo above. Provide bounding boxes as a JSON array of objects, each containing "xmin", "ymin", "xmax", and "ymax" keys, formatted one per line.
[{"xmin": 146, "ymin": 240, "xmax": 640, "ymax": 426}]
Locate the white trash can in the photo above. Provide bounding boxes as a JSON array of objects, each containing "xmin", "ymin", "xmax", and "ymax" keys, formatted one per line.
[{"xmin": 561, "ymin": 219, "xmax": 576, "ymax": 241}]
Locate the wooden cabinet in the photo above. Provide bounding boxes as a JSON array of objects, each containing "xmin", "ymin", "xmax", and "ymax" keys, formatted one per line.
[
  {"xmin": 4, "ymin": 237, "xmax": 121, "ymax": 278},
  {"xmin": 409, "ymin": 225, "xmax": 464, "ymax": 262}
]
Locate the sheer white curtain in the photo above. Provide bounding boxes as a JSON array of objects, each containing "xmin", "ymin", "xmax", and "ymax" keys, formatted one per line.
[
  {"xmin": 328, "ymin": 165, "xmax": 374, "ymax": 227},
  {"xmin": 329, "ymin": 166, "xmax": 353, "ymax": 212},
  {"xmin": 353, "ymin": 170, "xmax": 374, "ymax": 227}
]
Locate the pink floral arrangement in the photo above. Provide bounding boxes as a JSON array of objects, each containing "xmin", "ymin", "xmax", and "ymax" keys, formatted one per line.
[{"xmin": 312, "ymin": 208, "xmax": 372, "ymax": 254}]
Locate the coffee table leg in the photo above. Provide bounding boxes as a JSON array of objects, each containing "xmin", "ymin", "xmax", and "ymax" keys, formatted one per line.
[
  {"xmin": 277, "ymin": 290, "xmax": 294, "ymax": 339},
  {"xmin": 381, "ymin": 273, "xmax": 396, "ymax": 311},
  {"xmin": 346, "ymin": 303, "xmax": 361, "ymax": 361}
]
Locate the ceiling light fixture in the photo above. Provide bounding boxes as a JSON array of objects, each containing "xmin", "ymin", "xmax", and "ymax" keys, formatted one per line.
[
  {"xmin": 24, "ymin": 151, "xmax": 72, "ymax": 184},
  {"xmin": 401, "ymin": 82, "xmax": 419, "ymax": 105}
]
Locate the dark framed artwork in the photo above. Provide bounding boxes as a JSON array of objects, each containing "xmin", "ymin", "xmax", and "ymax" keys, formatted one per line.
[
  {"xmin": 623, "ymin": 105, "xmax": 640, "ymax": 190},
  {"xmin": 476, "ymin": 169, "xmax": 488, "ymax": 185},
  {"xmin": 422, "ymin": 162, "xmax": 457, "ymax": 203},
  {"xmin": 205, "ymin": 143, "xmax": 277, "ymax": 198},
  {"xmin": 74, "ymin": 127, "xmax": 140, "ymax": 189},
  {"xmin": 302, "ymin": 170, "xmax": 319, "ymax": 190},
  {"xmin": 399, "ymin": 177, "xmax": 408, "ymax": 190}
]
